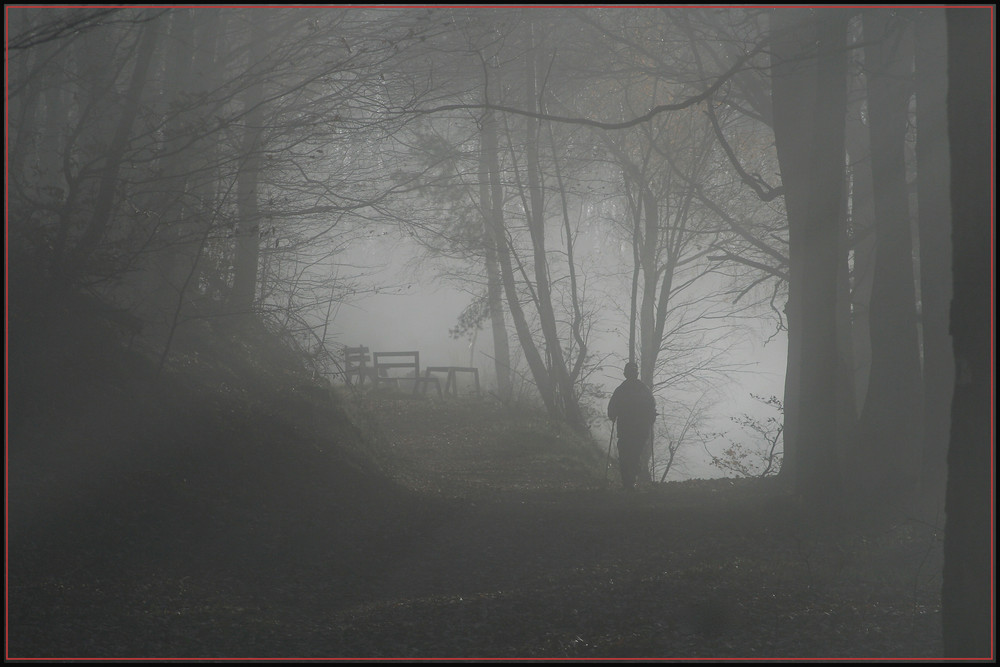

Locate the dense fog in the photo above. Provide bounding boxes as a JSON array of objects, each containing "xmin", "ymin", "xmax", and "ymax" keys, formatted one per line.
[
  {"xmin": 7, "ymin": 5, "xmax": 993, "ymax": 660},
  {"xmin": 7, "ymin": 6, "xmax": 821, "ymax": 479}
]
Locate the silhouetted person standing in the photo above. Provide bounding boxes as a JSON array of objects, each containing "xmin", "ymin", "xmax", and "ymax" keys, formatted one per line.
[{"xmin": 607, "ymin": 362, "xmax": 657, "ymax": 490}]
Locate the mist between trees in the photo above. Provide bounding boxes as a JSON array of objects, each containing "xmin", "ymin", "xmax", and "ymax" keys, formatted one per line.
[{"xmin": 6, "ymin": 6, "xmax": 993, "ymax": 657}]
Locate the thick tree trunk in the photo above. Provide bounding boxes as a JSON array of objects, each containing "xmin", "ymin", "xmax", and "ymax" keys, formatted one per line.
[
  {"xmin": 800, "ymin": 10, "xmax": 848, "ymax": 503},
  {"xmin": 845, "ymin": 84, "xmax": 876, "ymax": 415},
  {"xmin": 913, "ymin": 7, "xmax": 953, "ymax": 507},
  {"xmin": 836, "ymin": 148, "xmax": 859, "ymax": 459},
  {"xmin": 770, "ymin": 8, "xmax": 846, "ymax": 501},
  {"xmin": 941, "ymin": 7, "xmax": 992, "ymax": 659},
  {"xmin": 769, "ymin": 8, "xmax": 813, "ymax": 492},
  {"xmin": 857, "ymin": 9, "xmax": 923, "ymax": 502}
]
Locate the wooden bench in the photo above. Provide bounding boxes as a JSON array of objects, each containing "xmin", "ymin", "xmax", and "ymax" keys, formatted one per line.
[
  {"xmin": 343, "ymin": 345, "xmax": 372, "ymax": 386},
  {"xmin": 373, "ymin": 351, "xmax": 441, "ymax": 397},
  {"xmin": 424, "ymin": 366, "xmax": 480, "ymax": 397}
]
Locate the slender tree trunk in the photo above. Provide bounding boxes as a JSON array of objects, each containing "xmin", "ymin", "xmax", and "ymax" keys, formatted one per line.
[
  {"xmin": 941, "ymin": 7, "xmax": 991, "ymax": 658},
  {"xmin": 637, "ymin": 178, "xmax": 662, "ymax": 482},
  {"xmin": 857, "ymin": 9, "xmax": 922, "ymax": 502},
  {"xmin": 486, "ymin": 107, "xmax": 557, "ymax": 415},
  {"xmin": 522, "ymin": 31, "xmax": 586, "ymax": 431},
  {"xmin": 628, "ymin": 181, "xmax": 642, "ymax": 366},
  {"xmin": 549, "ymin": 127, "xmax": 589, "ymax": 386},
  {"xmin": 638, "ymin": 180, "xmax": 660, "ymax": 385},
  {"xmin": 479, "ymin": 106, "xmax": 513, "ymax": 400}
]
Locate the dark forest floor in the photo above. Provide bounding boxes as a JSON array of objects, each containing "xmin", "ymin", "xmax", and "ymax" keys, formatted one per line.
[
  {"xmin": 7, "ymin": 305, "xmax": 945, "ymax": 660},
  {"xmin": 9, "ymin": 389, "xmax": 945, "ymax": 661}
]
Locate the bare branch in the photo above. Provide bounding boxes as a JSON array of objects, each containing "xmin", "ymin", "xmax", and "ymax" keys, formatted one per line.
[{"xmin": 399, "ymin": 33, "xmax": 771, "ymax": 131}]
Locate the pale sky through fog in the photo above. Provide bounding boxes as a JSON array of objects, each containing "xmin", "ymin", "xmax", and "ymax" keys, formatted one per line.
[{"xmin": 333, "ymin": 234, "xmax": 788, "ymax": 480}]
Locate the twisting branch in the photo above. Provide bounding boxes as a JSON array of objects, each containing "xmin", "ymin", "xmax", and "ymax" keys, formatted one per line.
[
  {"xmin": 399, "ymin": 34, "xmax": 771, "ymax": 131},
  {"xmin": 8, "ymin": 8, "xmax": 167, "ymax": 50},
  {"xmin": 704, "ymin": 105, "xmax": 785, "ymax": 202}
]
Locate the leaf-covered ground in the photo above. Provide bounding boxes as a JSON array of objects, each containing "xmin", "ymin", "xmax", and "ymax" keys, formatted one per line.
[{"xmin": 7, "ymin": 310, "xmax": 945, "ymax": 660}]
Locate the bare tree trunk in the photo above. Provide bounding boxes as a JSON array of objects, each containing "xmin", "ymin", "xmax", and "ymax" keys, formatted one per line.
[
  {"xmin": 801, "ymin": 9, "xmax": 848, "ymax": 502},
  {"xmin": 836, "ymin": 117, "xmax": 859, "ymax": 471},
  {"xmin": 845, "ymin": 75, "xmax": 876, "ymax": 415},
  {"xmin": 914, "ymin": 7, "xmax": 953, "ymax": 507},
  {"xmin": 638, "ymin": 179, "xmax": 659, "ymax": 385},
  {"xmin": 857, "ymin": 9, "xmax": 922, "ymax": 502},
  {"xmin": 628, "ymin": 181, "xmax": 641, "ymax": 366},
  {"xmin": 770, "ymin": 8, "xmax": 846, "ymax": 501},
  {"xmin": 941, "ymin": 7, "xmax": 991, "ymax": 658},
  {"xmin": 522, "ymin": 30, "xmax": 586, "ymax": 430},
  {"xmin": 769, "ymin": 8, "xmax": 813, "ymax": 490},
  {"xmin": 230, "ymin": 16, "xmax": 268, "ymax": 315},
  {"xmin": 486, "ymin": 108, "xmax": 557, "ymax": 415},
  {"xmin": 636, "ymin": 176, "xmax": 662, "ymax": 483},
  {"xmin": 479, "ymin": 106, "xmax": 513, "ymax": 401}
]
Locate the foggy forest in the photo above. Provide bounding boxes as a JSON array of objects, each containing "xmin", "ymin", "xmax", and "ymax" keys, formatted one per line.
[{"xmin": 6, "ymin": 5, "xmax": 994, "ymax": 661}]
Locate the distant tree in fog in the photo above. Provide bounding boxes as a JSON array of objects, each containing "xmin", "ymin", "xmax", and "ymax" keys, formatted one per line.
[
  {"xmin": 7, "ymin": 8, "xmax": 161, "ymax": 292},
  {"xmin": 853, "ymin": 8, "xmax": 923, "ymax": 502},
  {"xmin": 8, "ymin": 7, "xmax": 442, "ymax": 377},
  {"xmin": 383, "ymin": 9, "xmax": 603, "ymax": 429}
]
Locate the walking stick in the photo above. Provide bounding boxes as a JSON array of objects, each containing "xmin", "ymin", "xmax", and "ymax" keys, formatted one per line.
[{"xmin": 604, "ymin": 419, "xmax": 616, "ymax": 487}]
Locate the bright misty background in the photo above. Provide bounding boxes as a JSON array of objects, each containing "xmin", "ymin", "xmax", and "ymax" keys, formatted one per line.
[
  {"xmin": 338, "ymin": 233, "xmax": 787, "ymax": 480},
  {"xmin": 7, "ymin": 5, "xmax": 967, "ymax": 488}
]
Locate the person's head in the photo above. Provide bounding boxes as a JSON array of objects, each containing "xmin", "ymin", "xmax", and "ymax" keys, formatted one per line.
[{"xmin": 624, "ymin": 362, "xmax": 639, "ymax": 379}]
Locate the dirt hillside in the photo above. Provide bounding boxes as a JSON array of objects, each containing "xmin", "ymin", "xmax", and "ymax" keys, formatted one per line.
[{"xmin": 7, "ymin": 311, "xmax": 944, "ymax": 659}]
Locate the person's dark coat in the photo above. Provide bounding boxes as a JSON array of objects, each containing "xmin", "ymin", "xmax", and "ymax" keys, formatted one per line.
[
  {"xmin": 607, "ymin": 368, "xmax": 656, "ymax": 488},
  {"xmin": 607, "ymin": 377, "xmax": 657, "ymax": 439}
]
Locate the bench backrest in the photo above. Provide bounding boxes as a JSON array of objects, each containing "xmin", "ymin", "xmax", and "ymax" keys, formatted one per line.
[
  {"xmin": 343, "ymin": 345, "xmax": 371, "ymax": 385},
  {"xmin": 373, "ymin": 351, "xmax": 420, "ymax": 378}
]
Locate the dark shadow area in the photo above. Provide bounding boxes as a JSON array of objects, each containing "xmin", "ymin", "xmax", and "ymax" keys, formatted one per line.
[{"xmin": 7, "ymin": 293, "xmax": 943, "ymax": 660}]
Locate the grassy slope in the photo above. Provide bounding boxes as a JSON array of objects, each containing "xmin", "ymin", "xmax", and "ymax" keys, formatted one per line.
[{"xmin": 7, "ymin": 299, "xmax": 944, "ymax": 659}]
